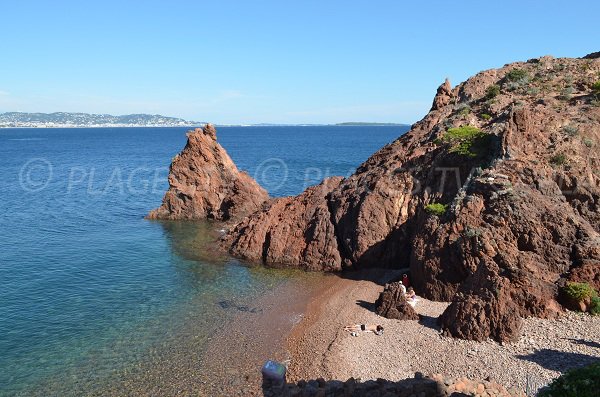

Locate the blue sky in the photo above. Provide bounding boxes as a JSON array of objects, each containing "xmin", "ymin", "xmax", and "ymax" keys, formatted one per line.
[{"xmin": 1, "ymin": 1, "xmax": 598, "ymax": 124}]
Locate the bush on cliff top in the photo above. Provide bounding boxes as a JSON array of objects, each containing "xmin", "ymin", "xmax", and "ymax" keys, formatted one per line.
[
  {"xmin": 537, "ymin": 361, "xmax": 600, "ymax": 397},
  {"xmin": 506, "ymin": 68, "xmax": 529, "ymax": 82},
  {"xmin": 440, "ymin": 126, "xmax": 491, "ymax": 158},
  {"xmin": 425, "ymin": 203, "xmax": 448, "ymax": 216},
  {"xmin": 562, "ymin": 282, "xmax": 597, "ymax": 302}
]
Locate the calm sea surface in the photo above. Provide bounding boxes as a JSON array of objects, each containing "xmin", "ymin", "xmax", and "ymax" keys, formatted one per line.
[{"xmin": 0, "ymin": 125, "xmax": 407, "ymax": 395}]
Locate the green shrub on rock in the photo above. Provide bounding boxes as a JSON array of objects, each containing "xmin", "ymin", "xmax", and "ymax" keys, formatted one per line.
[
  {"xmin": 537, "ymin": 361, "xmax": 600, "ymax": 397},
  {"xmin": 562, "ymin": 124, "xmax": 579, "ymax": 137},
  {"xmin": 549, "ymin": 153, "xmax": 567, "ymax": 166},
  {"xmin": 592, "ymin": 80, "xmax": 600, "ymax": 98},
  {"xmin": 562, "ymin": 282, "xmax": 597, "ymax": 302},
  {"xmin": 440, "ymin": 126, "xmax": 492, "ymax": 158},
  {"xmin": 485, "ymin": 84, "xmax": 500, "ymax": 99},
  {"xmin": 506, "ymin": 68, "xmax": 529, "ymax": 82},
  {"xmin": 425, "ymin": 203, "xmax": 448, "ymax": 216},
  {"xmin": 590, "ymin": 296, "xmax": 600, "ymax": 315}
]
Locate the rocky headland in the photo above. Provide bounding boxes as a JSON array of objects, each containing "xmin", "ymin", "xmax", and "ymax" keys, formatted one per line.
[
  {"xmin": 147, "ymin": 124, "xmax": 268, "ymax": 221},
  {"xmin": 150, "ymin": 54, "xmax": 600, "ymax": 345}
]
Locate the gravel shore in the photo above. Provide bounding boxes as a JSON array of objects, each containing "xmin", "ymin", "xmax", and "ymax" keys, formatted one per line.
[{"xmin": 286, "ymin": 271, "xmax": 600, "ymax": 394}]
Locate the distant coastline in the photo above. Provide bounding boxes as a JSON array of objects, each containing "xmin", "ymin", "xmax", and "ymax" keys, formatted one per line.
[
  {"xmin": 0, "ymin": 112, "xmax": 409, "ymax": 129},
  {"xmin": 0, "ymin": 112, "xmax": 203, "ymax": 128}
]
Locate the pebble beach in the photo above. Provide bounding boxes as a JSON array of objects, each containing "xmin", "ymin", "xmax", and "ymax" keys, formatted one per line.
[{"xmin": 286, "ymin": 272, "xmax": 600, "ymax": 394}]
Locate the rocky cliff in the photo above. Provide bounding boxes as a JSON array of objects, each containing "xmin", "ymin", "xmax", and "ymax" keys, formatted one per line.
[
  {"xmin": 152, "ymin": 55, "xmax": 600, "ymax": 342},
  {"xmin": 147, "ymin": 124, "xmax": 268, "ymax": 221},
  {"xmin": 224, "ymin": 55, "xmax": 600, "ymax": 342}
]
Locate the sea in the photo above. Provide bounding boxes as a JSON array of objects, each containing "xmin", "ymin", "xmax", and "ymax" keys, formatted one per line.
[{"xmin": 0, "ymin": 125, "xmax": 408, "ymax": 396}]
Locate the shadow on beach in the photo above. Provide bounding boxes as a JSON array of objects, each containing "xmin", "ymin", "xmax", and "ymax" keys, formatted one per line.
[
  {"xmin": 565, "ymin": 338, "xmax": 600, "ymax": 349},
  {"xmin": 516, "ymin": 348, "xmax": 599, "ymax": 372},
  {"xmin": 336, "ymin": 267, "xmax": 406, "ymax": 286}
]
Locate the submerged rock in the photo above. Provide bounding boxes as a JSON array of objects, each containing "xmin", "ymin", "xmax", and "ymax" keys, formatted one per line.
[{"xmin": 147, "ymin": 124, "xmax": 268, "ymax": 221}]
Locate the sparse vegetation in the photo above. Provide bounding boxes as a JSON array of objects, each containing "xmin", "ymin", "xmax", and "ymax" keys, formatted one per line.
[
  {"xmin": 457, "ymin": 104, "xmax": 471, "ymax": 116},
  {"xmin": 550, "ymin": 153, "xmax": 567, "ymax": 166},
  {"xmin": 503, "ymin": 68, "xmax": 530, "ymax": 92},
  {"xmin": 506, "ymin": 68, "xmax": 528, "ymax": 82},
  {"xmin": 562, "ymin": 124, "xmax": 579, "ymax": 137},
  {"xmin": 559, "ymin": 86, "xmax": 575, "ymax": 101},
  {"xmin": 581, "ymin": 60, "xmax": 592, "ymax": 72},
  {"xmin": 481, "ymin": 113, "xmax": 492, "ymax": 121},
  {"xmin": 425, "ymin": 203, "xmax": 448, "ymax": 216},
  {"xmin": 592, "ymin": 80, "xmax": 600, "ymax": 98},
  {"xmin": 485, "ymin": 84, "xmax": 500, "ymax": 99},
  {"xmin": 440, "ymin": 126, "xmax": 492, "ymax": 158},
  {"xmin": 538, "ymin": 361, "xmax": 600, "ymax": 397},
  {"xmin": 583, "ymin": 138, "xmax": 593, "ymax": 148},
  {"xmin": 564, "ymin": 75, "xmax": 574, "ymax": 85},
  {"xmin": 464, "ymin": 227, "xmax": 482, "ymax": 238},
  {"xmin": 591, "ymin": 296, "xmax": 600, "ymax": 316}
]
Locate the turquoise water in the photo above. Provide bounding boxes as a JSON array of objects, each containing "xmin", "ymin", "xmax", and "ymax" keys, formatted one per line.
[{"xmin": 0, "ymin": 126, "xmax": 407, "ymax": 395}]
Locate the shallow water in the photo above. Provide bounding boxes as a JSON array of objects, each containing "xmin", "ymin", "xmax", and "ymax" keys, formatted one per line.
[{"xmin": 0, "ymin": 125, "xmax": 407, "ymax": 395}]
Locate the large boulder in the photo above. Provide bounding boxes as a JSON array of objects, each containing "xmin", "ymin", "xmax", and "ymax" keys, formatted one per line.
[
  {"xmin": 147, "ymin": 124, "xmax": 268, "ymax": 221},
  {"xmin": 375, "ymin": 282, "xmax": 420, "ymax": 320},
  {"xmin": 439, "ymin": 264, "xmax": 523, "ymax": 343}
]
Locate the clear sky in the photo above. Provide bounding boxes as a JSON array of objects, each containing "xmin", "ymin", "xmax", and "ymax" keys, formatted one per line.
[{"xmin": 1, "ymin": 1, "xmax": 598, "ymax": 124}]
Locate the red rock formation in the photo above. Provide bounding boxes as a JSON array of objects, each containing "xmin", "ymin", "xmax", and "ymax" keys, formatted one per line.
[
  {"xmin": 439, "ymin": 263, "xmax": 523, "ymax": 342},
  {"xmin": 147, "ymin": 124, "xmax": 268, "ymax": 221},
  {"xmin": 225, "ymin": 177, "xmax": 343, "ymax": 271},
  {"xmin": 375, "ymin": 282, "xmax": 420, "ymax": 320},
  {"xmin": 430, "ymin": 78, "xmax": 453, "ymax": 111},
  {"xmin": 222, "ymin": 55, "xmax": 600, "ymax": 342}
]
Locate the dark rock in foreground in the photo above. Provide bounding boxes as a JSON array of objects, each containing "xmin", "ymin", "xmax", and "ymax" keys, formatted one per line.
[{"xmin": 263, "ymin": 373, "xmax": 526, "ymax": 397}]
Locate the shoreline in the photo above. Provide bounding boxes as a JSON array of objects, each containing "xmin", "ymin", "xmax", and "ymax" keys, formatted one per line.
[
  {"xmin": 197, "ymin": 271, "xmax": 338, "ymax": 396},
  {"xmin": 285, "ymin": 272, "xmax": 600, "ymax": 393}
]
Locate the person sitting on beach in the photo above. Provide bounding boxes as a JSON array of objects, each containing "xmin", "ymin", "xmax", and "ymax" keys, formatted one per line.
[
  {"xmin": 399, "ymin": 283, "xmax": 407, "ymax": 295},
  {"xmin": 343, "ymin": 324, "xmax": 384, "ymax": 336},
  {"xmin": 406, "ymin": 287, "xmax": 418, "ymax": 308}
]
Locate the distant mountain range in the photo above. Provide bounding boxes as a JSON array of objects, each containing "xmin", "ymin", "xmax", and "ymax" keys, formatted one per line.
[
  {"xmin": 334, "ymin": 122, "xmax": 407, "ymax": 126},
  {"xmin": 0, "ymin": 112, "xmax": 204, "ymax": 128},
  {"xmin": 0, "ymin": 112, "xmax": 409, "ymax": 128}
]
